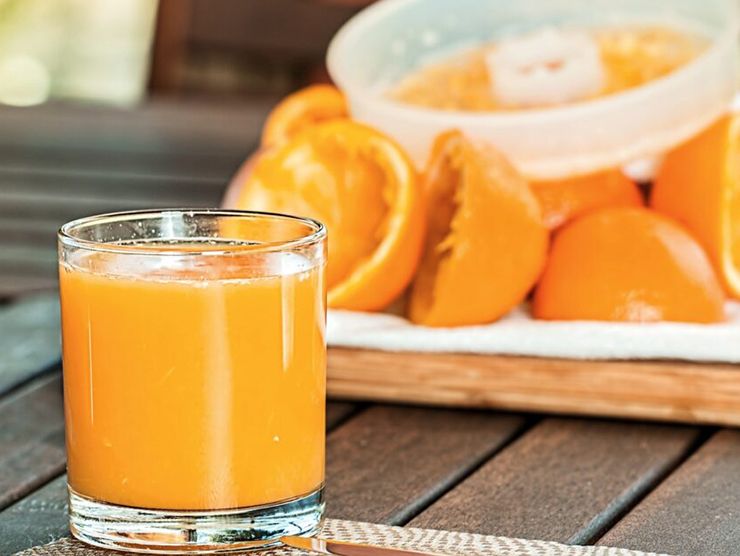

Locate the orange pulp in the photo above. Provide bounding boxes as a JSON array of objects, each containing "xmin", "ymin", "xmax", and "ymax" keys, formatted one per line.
[{"xmin": 391, "ymin": 26, "xmax": 706, "ymax": 111}]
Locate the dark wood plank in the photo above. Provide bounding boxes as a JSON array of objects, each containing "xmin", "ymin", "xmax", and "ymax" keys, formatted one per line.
[
  {"xmin": 0, "ymin": 216, "xmax": 63, "ymax": 247},
  {"xmin": 0, "ymin": 268, "xmax": 59, "ymax": 300},
  {"xmin": 0, "ymin": 188, "xmax": 221, "ymax": 221},
  {"xmin": 0, "ymin": 374, "xmax": 65, "ymax": 514},
  {"xmin": 0, "ymin": 99, "xmax": 271, "ymax": 155},
  {"xmin": 0, "ymin": 145, "xmax": 245, "ymax": 182},
  {"xmin": 0, "ymin": 167, "xmax": 228, "ymax": 195},
  {"xmin": 0, "ymin": 293, "xmax": 60, "ymax": 394},
  {"xmin": 326, "ymin": 401, "xmax": 361, "ymax": 430},
  {"xmin": 325, "ymin": 405, "xmax": 528, "ymax": 525},
  {"xmin": 0, "ymin": 476, "xmax": 68, "ymax": 554},
  {"xmin": 0, "ymin": 171, "xmax": 227, "ymax": 259},
  {"xmin": 0, "ymin": 275, "xmax": 58, "ymax": 298},
  {"xmin": 0, "ymin": 246, "xmax": 56, "ymax": 274},
  {"xmin": 600, "ymin": 429, "xmax": 740, "ymax": 555},
  {"xmin": 0, "ymin": 278, "xmax": 57, "ymax": 299},
  {"xmin": 409, "ymin": 418, "xmax": 702, "ymax": 544},
  {"xmin": 0, "ymin": 100, "xmax": 271, "ymax": 188}
]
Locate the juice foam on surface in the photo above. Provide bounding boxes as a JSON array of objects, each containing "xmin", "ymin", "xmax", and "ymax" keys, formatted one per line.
[
  {"xmin": 63, "ymin": 237, "xmax": 317, "ymax": 283},
  {"xmin": 60, "ymin": 239, "xmax": 326, "ymax": 511}
]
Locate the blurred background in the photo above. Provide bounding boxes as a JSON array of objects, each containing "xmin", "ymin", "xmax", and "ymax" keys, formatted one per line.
[
  {"xmin": 0, "ymin": 0, "xmax": 370, "ymax": 297},
  {"xmin": 0, "ymin": 0, "xmax": 373, "ymax": 106}
]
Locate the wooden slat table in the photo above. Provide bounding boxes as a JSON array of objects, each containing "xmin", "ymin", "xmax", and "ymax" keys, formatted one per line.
[{"xmin": 0, "ymin": 101, "xmax": 738, "ymax": 556}]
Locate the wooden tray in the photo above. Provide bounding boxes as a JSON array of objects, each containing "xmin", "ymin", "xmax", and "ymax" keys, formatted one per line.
[{"xmin": 327, "ymin": 348, "xmax": 740, "ymax": 426}]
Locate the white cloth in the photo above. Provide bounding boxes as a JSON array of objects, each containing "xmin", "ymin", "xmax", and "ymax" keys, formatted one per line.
[{"xmin": 328, "ymin": 301, "xmax": 740, "ymax": 363}]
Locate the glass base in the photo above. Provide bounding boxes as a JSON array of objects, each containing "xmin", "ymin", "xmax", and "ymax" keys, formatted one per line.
[{"xmin": 68, "ymin": 485, "xmax": 324, "ymax": 554}]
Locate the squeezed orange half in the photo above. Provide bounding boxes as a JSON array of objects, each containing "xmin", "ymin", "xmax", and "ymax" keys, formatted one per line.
[{"xmin": 60, "ymin": 250, "xmax": 326, "ymax": 511}]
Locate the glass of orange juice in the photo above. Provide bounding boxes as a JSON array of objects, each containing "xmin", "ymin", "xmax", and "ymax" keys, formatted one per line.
[{"xmin": 58, "ymin": 209, "xmax": 327, "ymax": 553}]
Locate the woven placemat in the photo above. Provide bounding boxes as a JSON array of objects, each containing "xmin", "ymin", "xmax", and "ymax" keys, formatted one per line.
[{"xmin": 17, "ymin": 518, "xmax": 672, "ymax": 556}]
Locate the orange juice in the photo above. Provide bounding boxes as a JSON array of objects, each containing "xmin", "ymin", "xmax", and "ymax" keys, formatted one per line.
[{"xmin": 60, "ymin": 249, "xmax": 326, "ymax": 511}]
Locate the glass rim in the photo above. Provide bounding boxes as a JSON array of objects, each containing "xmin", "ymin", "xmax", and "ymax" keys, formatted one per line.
[{"xmin": 58, "ymin": 208, "xmax": 327, "ymax": 256}]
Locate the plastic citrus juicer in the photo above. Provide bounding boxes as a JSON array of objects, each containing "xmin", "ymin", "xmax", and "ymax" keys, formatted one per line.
[{"xmin": 327, "ymin": 0, "xmax": 739, "ymax": 181}]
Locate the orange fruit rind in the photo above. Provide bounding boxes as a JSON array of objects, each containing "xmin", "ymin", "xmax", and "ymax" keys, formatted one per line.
[
  {"xmin": 261, "ymin": 84, "xmax": 348, "ymax": 148},
  {"xmin": 651, "ymin": 114, "xmax": 740, "ymax": 299},
  {"xmin": 409, "ymin": 130, "xmax": 548, "ymax": 327},
  {"xmin": 531, "ymin": 169, "xmax": 643, "ymax": 230},
  {"xmin": 533, "ymin": 207, "xmax": 726, "ymax": 323},
  {"xmin": 237, "ymin": 119, "xmax": 425, "ymax": 312}
]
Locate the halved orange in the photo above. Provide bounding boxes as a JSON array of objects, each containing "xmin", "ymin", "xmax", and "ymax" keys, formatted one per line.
[
  {"xmin": 533, "ymin": 207, "xmax": 725, "ymax": 323},
  {"xmin": 236, "ymin": 119, "xmax": 425, "ymax": 311},
  {"xmin": 261, "ymin": 84, "xmax": 348, "ymax": 148},
  {"xmin": 531, "ymin": 169, "xmax": 643, "ymax": 230},
  {"xmin": 408, "ymin": 130, "xmax": 548, "ymax": 327},
  {"xmin": 651, "ymin": 114, "xmax": 740, "ymax": 298}
]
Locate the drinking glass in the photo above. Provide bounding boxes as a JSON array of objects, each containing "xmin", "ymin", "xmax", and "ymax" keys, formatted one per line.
[{"xmin": 58, "ymin": 209, "xmax": 327, "ymax": 553}]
